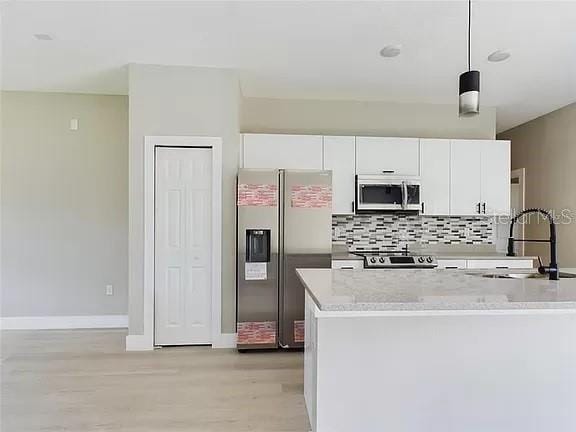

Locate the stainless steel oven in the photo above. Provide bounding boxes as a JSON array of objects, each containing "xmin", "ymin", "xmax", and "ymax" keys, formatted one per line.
[{"xmin": 355, "ymin": 175, "xmax": 421, "ymax": 212}]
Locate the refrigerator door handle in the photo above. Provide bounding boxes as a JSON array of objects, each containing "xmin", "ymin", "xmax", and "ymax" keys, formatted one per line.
[{"xmin": 278, "ymin": 170, "xmax": 286, "ymax": 347}]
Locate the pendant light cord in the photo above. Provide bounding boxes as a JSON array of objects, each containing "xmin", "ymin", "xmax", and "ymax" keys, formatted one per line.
[{"xmin": 468, "ymin": 0, "xmax": 472, "ymax": 71}]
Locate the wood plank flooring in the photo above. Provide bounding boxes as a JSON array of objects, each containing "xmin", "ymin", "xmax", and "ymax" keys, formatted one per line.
[{"xmin": 1, "ymin": 329, "xmax": 309, "ymax": 432}]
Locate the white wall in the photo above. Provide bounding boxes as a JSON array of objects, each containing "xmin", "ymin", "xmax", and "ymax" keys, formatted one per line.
[
  {"xmin": 1, "ymin": 91, "xmax": 128, "ymax": 317},
  {"xmin": 241, "ymin": 97, "xmax": 496, "ymax": 139},
  {"xmin": 128, "ymin": 64, "xmax": 240, "ymax": 335}
]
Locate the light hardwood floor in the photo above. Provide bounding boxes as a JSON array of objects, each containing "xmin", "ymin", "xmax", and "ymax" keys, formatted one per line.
[{"xmin": 1, "ymin": 329, "xmax": 310, "ymax": 432}]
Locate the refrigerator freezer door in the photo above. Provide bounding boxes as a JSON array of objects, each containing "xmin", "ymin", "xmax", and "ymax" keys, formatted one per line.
[
  {"xmin": 237, "ymin": 169, "xmax": 280, "ymax": 349},
  {"xmin": 280, "ymin": 170, "xmax": 332, "ymax": 348}
]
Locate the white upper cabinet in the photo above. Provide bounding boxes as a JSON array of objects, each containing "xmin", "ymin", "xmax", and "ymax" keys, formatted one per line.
[
  {"xmin": 323, "ymin": 136, "xmax": 356, "ymax": 215},
  {"xmin": 450, "ymin": 140, "xmax": 510, "ymax": 216},
  {"xmin": 450, "ymin": 140, "xmax": 483, "ymax": 215},
  {"xmin": 481, "ymin": 140, "xmax": 511, "ymax": 216},
  {"xmin": 242, "ymin": 134, "xmax": 323, "ymax": 169},
  {"xmin": 420, "ymin": 139, "xmax": 450, "ymax": 215},
  {"xmin": 355, "ymin": 137, "xmax": 420, "ymax": 176}
]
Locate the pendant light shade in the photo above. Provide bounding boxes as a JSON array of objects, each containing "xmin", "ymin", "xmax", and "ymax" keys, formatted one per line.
[
  {"xmin": 459, "ymin": 70, "xmax": 480, "ymax": 116},
  {"xmin": 459, "ymin": 0, "xmax": 480, "ymax": 117}
]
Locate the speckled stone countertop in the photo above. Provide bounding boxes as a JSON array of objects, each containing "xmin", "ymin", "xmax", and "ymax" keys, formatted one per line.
[{"xmin": 297, "ymin": 268, "xmax": 576, "ymax": 312}]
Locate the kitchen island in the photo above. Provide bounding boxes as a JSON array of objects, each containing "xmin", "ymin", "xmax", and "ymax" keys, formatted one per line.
[{"xmin": 297, "ymin": 268, "xmax": 576, "ymax": 432}]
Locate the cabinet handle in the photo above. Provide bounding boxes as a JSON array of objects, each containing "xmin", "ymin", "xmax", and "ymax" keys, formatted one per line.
[
  {"xmin": 476, "ymin": 202, "xmax": 481, "ymax": 214},
  {"xmin": 340, "ymin": 266, "xmax": 354, "ymax": 270},
  {"xmin": 382, "ymin": 170, "xmax": 395, "ymax": 174},
  {"xmin": 482, "ymin": 203, "xmax": 486, "ymax": 214},
  {"xmin": 352, "ymin": 201, "xmax": 355, "ymax": 213},
  {"xmin": 445, "ymin": 266, "xmax": 459, "ymax": 269},
  {"xmin": 421, "ymin": 202, "xmax": 425, "ymax": 213}
]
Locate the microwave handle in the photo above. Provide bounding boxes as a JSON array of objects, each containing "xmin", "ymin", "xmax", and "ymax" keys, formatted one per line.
[{"xmin": 401, "ymin": 181, "xmax": 408, "ymax": 210}]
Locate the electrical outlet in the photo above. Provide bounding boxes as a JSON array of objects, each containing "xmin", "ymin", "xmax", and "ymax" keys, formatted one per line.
[{"xmin": 105, "ymin": 284, "xmax": 113, "ymax": 296}]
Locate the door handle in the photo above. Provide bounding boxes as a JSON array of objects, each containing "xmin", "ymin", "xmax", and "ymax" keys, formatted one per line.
[
  {"xmin": 482, "ymin": 202, "xmax": 486, "ymax": 214},
  {"xmin": 401, "ymin": 182, "xmax": 408, "ymax": 210}
]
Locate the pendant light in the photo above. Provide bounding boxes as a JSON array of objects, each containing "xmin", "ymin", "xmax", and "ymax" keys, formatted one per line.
[{"xmin": 459, "ymin": 0, "xmax": 480, "ymax": 117}]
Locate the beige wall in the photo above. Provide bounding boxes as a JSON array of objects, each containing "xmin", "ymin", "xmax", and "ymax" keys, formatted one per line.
[
  {"xmin": 128, "ymin": 64, "xmax": 240, "ymax": 335},
  {"xmin": 499, "ymin": 103, "xmax": 576, "ymax": 266},
  {"xmin": 1, "ymin": 91, "xmax": 128, "ymax": 317},
  {"xmin": 241, "ymin": 97, "xmax": 496, "ymax": 139}
]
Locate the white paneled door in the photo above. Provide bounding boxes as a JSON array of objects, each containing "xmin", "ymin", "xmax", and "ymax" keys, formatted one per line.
[{"xmin": 155, "ymin": 147, "xmax": 212, "ymax": 345}]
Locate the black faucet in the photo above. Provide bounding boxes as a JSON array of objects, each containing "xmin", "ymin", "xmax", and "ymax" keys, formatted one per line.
[{"xmin": 507, "ymin": 208, "xmax": 559, "ymax": 280}]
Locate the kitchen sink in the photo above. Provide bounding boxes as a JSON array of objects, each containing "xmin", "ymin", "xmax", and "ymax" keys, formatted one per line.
[{"xmin": 480, "ymin": 272, "xmax": 576, "ymax": 280}]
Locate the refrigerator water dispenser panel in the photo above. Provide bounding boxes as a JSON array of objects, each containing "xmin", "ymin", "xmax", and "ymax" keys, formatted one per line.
[{"xmin": 246, "ymin": 229, "xmax": 271, "ymax": 263}]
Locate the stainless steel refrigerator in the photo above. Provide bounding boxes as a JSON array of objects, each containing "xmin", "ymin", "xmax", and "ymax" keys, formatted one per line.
[{"xmin": 236, "ymin": 169, "xmax": 332, "ymax": 350}]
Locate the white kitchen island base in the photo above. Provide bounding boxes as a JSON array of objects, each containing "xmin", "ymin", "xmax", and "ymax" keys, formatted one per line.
[{"xmin": 304, "ymin": 292, "xmax": 576, "ymax": 432}]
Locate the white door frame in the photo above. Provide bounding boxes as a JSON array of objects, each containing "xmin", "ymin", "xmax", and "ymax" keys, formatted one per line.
[
  {"xmin": 511, "ymin": 168, "xmax": 526, "ymax": 256},
  {"xmin": 143, "ymin": 136, "xmax": 222, "ymax": 350}
]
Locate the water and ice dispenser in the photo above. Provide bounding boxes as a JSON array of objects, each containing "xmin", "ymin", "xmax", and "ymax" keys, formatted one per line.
[{"xmin": 245, "ymin": 229, "xmax": 270, "ymax": 263}]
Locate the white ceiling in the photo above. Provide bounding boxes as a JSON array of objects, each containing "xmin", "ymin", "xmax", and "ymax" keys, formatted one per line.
[{"xmin": 2, "ymin": 1, "xmax": 576, "ymax": 132}]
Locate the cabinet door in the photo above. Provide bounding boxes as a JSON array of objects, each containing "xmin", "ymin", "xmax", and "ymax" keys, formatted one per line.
[
  {"xmin": 331, "ymin": 260, "xmax": 364, "ymax": 269},
  {"xmin": 450, "ymin": 140, "xmax": 482, "ymax": 215},
  {"xmin": 242, "ymin": 134, "xmax": 323, "ymax": 169},
  {"xmin": 420, "ymin": 139, "xmax": 450, "ymax": 215},
  {"xmin": 481, "ymin": 140, "xmax": 510, "ymax": 216},
  {"xmin": 323, "ymin": 136, "xmax": 355, "ymax": 214},
  {"xmin": 356, "ymin": 137, "xmax": 419, "ymax": 175},
  {"xmin": 436, "ymin": 259, "xmax": 468, "ymax": 269},
  {"xmin": 466, "ymin": 259, "xmax": 533, "ymax": 270}
]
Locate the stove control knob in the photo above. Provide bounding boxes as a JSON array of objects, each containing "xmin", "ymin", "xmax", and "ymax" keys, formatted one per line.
[
  {"xmin": 379, "ymin": 257, "xmax": 385, "ymax": 263},
  {"xmin": 426, "ymin": 257, "xmax": 434, "ymax": 263},
  {"xmin": 418, "ymin": 257, "xmax": 425, "ymax": 263},
  {"xmin": 370, "ymin": 257, "xmax": 377, "ymax": 263}
]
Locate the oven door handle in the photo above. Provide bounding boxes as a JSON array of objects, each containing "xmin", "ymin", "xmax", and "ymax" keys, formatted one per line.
[{"xmin": 401, "ymin": 181, "xmax": 408, "ymax": 210}]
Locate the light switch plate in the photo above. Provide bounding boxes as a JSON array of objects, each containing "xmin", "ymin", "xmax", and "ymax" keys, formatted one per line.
[
  {"xmin": 105, "ymin": 284, "xmax": 113, "ymax": 296},
  {"xmin": 70, "ymin": 119, "xmax": 79, "ymax": 131}
]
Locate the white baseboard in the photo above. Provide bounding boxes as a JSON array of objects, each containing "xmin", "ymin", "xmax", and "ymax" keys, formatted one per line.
[
  {"xmin": 125, "ymin": 334, "xmax": 154, "ymax": 351},
  {"xmin": 212, "ymin": 332, "xmax": 237, "ymax": 349},
  {"xmin": 0, "ymin": 315, "xmax": 128, "ymax": 330}
]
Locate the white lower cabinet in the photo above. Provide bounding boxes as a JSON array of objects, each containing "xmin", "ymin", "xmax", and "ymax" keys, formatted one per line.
[
  {"xmin": 466, "ymin": 259, "xmax": 533, "ymax": 270},
  {"xmin": 438, "ymin": 258, "xmax": 534, "ymax": 270},
  {"xmin": 331, "ymin": 260, "xmax": 363, "ymax": 270},
  {"xmin": 323, "ymin": 136, "xmax": 356, "ymax": 215},
  {"xmin": 437, "ymin": 259, "xmax": 468, "ymax": 270}
]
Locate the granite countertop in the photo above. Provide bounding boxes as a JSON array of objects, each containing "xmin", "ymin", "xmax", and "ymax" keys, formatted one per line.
[{"xmin": 297, "ymin": 268, "xmax": 576, "ymax": 312}]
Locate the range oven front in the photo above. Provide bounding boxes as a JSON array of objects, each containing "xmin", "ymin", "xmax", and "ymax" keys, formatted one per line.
[{"xmin": 355, "ymin": 175, "xmax": 421, "ymax": 212}]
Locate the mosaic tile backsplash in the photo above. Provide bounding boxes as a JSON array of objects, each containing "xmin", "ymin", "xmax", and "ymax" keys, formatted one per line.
[{"xmin": 332, "ymin": 214, "xmax": 493, "ymax": 251}]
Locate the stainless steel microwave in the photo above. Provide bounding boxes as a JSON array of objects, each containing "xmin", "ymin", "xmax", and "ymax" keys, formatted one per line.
[{"xmin": 355, "ymin": 175, "xmax": 421, "ymax": 212}]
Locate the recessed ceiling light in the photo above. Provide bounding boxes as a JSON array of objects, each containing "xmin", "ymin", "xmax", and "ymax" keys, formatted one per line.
[
  {"xmin": 487, "ymin": 50, "xmax": 511, "ymax": 62},
  {"xmin": 379, "ymin": 45, "xmax": 402, "ymax": 58},
  {"xmin": 34, "ymin": 34, "xmax": 53, "ymax": 41}
]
